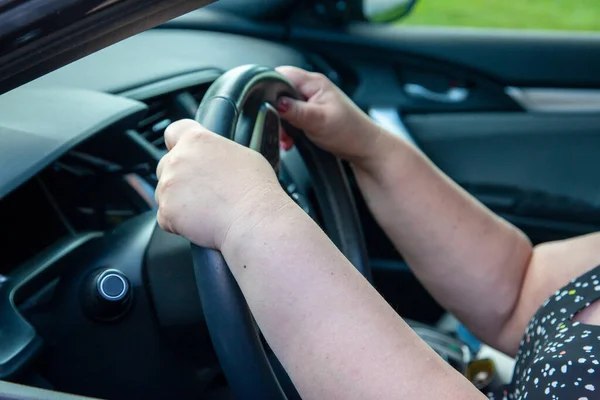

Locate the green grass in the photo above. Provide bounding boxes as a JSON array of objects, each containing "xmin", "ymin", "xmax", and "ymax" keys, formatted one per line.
[{"xmin": 396, "ymin": 0, "xmax": 600, "ymax": 31}]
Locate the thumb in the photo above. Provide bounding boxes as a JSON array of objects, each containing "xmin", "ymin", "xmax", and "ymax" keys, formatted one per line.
[
  {"xmin": 276, "ymin": 66, "xmax": 322, "ymax": 99},
  {"xmin": 276, "ymin": 96, "xmax": 309, "ymax": 128}
]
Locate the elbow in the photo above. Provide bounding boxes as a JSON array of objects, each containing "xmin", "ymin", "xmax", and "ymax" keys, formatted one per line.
[{"xmin": 493, "ymin": 228, "xmax": 534, "ymax": 356}]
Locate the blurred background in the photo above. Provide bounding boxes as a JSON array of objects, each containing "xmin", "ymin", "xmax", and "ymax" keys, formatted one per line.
[
  {"xmin": 209, "ymin": 0, "xmax": 600, "ymax": 31},
  {"xmin": 382, "ymin": 0, "xmax": 600, "ymax": 31}
]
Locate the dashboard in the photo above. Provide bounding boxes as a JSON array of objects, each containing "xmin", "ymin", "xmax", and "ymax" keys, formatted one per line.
[
  {"xmin": 0, "ymin": 24, "xmax": 349, "ymax": 399},
  {"xmin": 0, "ymin": 28, "xmax": 310, "ymax": 276},
  {"xmin": 0, "ymin": 20, "xmax": 457, "ymax": 400}
]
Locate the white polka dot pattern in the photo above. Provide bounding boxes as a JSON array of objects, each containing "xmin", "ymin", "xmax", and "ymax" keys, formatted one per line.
[{"xmin": 487, "ymin": 267, "xmax": 600, "ymax": 399}]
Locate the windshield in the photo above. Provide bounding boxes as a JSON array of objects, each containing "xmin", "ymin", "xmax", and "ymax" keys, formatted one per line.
[{"xmin": 0, "ymin": 0, "xmax": 122, "ymax": 54}]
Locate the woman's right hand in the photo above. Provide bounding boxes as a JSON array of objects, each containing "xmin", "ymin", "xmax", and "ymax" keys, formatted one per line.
[{"xmin": 276, "ymin": 66, "xmax": 384, "ymax": 167}]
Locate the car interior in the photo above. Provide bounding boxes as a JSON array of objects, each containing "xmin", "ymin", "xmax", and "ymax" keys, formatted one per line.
[{"xmin": 2, "ymin": 0, "xmax": 600, "ymax": 398}]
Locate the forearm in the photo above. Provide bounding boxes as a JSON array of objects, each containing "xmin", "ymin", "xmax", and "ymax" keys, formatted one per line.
[
  {"xmin": 353, "ymin": 129, "xmax": 532, "ymax": 354},
  {"xmin": 221, "ymin": 197, "xmax": 482, "ymax": 400}
]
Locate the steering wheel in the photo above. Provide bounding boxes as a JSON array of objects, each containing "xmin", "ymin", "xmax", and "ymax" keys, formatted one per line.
[{"xmin": 191, "ymin": 65, "xmax": 372, "ymax": 400}]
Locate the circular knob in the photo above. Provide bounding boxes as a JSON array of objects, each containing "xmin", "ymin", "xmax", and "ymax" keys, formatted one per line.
[
  {"xmin": 83, "ymin": 269, "xmax": 132, "ymax": 322},
  {"xmin": 98, "ymin": 271, "xmax": 128, "ymax": 301}
]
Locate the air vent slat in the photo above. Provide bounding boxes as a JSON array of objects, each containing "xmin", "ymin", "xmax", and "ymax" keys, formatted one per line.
[
  {"xmin": 151, "ymin": 137, "xmax": 166, "ymax": 148},
  {"xmin": 134, "ymin": 82, "xmax": 213, "ymax": 152},
  {"xmin": 135, "ymin": 95, "xmax": 172, "ymax": 151},
  {"xmin": 138, "ymin": 111, "xmax": 168, "ymax": 132}
]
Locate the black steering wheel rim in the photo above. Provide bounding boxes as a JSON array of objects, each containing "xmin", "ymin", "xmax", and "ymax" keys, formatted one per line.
[{"xmin": 192, "ymin": 64, "xmax": 371, "ymax": 400}]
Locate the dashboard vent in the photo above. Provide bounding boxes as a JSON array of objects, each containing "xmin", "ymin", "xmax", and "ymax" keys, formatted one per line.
[
  {"xmin": 135, "ymin": 82, "xmax": 213, "ymax": 151},
  {"xmin": 39, "ymin": 150, "xmax": 154, "ymax": 234},
  {"xmin": 136, "ymin": 95, "xmax": 173, "ymax": 151}
]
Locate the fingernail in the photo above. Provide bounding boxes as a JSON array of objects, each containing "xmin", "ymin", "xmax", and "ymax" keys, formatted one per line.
[
  {"xmin": 280, "ymin": 138, "xmax": 294, "ymax": 151},
  {"xmin": 277, "ymin": 98, "xmax": 291, "ymax": 113},
  {"xmin": 279, "ymin": 129, "xmax": 295, "ymax": 151}
]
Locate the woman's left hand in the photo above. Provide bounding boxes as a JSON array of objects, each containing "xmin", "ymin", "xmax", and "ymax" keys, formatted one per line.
[{"xmin": 155, "ymin": 119, "xmax": 291, "ymax": 250}]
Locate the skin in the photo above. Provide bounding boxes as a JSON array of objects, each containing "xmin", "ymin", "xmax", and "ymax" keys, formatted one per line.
[
  {"xmin": 274, "ymin": 66, "xmax": 600, "ymax": 355},
  {"xmin": 156, "ymin": 119, "xmax": 483, "ymax": 399},
  {"xmin": 155, "ymin": 66, "xmax": 600, "ymax": 398}
]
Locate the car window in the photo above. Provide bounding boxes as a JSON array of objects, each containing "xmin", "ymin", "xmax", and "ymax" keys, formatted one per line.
[
  {"xmin": 385, "ymin": 0, "xmax": 600, "ymax": 32},
  {"xmin": 0, "ymin": 0, "xmax": 123, "ymax": 53}
]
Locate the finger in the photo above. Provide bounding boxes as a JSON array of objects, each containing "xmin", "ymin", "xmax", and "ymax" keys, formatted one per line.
[
  {"xmin": 154, "ymin": 185, "xmax": 161, "ymax": 207},
  {"xmin": 156, "ymin": 208, "xmax": 172, "ymax": 234},
  {"xmin": 276, "ymin": 96, "xmax": 322, "ymax": 130},
  {"xmin": 280, "ymin": 126, "xmax": 294, "ymax": 151},
  {"xmin": 155, "ymin": 155, "xmax": 168, "ymax": 207},
  {"xmin": 156, "ymin": 153, "xmax": 167, "ymax": 180},
  {"xmin": 155, "ymin": 180, "xmax": 174, "ymax": 232},
  {"xmin": 164, "ymin": 119, "xmax": 202, "ymax": 151},
  {"xmin": 276, "ymin": 66, "xmax": 324, "ymax": 99}
]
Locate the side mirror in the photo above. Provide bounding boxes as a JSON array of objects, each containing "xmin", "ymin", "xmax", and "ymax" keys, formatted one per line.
[{"xmin": 363, "ymin": 0, "xmax": 418, "ymax": 23}]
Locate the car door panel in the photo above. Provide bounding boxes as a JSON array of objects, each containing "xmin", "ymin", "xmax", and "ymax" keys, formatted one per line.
[
  {"xmin": 287, "ymin": 22, "xmax": 600, "ymax": 244},
  {"xmin": 407, "ymin": 112, "xmax": 600, "ymax": 202},
  {"xmin": 336, "ymin": 58, "xmax": 520, "ymax": 113},
  {"xmin": 291, "ymin": 24, "xmax": 600, "ymax": 87},
  {"xmin": 406, "ymin": 112, "xmax": 600, "ymax": 242}
]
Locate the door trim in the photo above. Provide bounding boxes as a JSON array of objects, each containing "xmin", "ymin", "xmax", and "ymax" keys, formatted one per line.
[{"xmin": 506, "ymin": 87, "xmax": 600, "ymax": 112}]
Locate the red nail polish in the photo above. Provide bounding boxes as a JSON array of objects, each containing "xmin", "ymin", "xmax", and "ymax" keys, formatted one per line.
[
  {"xmin": 279, "ymin": 127, "xmax": 294, "ymax": 151},
  {"xmin": 280, "ymin": 134, "xmax": 294, "ymax": 151},
  {"xmin": 277, "ymin": 98, "xmax": 291, "ymax": 113}
]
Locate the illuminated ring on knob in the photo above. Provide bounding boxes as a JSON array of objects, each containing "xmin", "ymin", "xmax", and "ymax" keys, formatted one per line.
[{"xmin": 97, "ymin": 270, "xmax": 128, "ymax": 301}]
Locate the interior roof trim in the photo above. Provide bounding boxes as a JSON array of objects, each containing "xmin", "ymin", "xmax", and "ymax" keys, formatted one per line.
[{"xmin": 506, "ymin": 87, "xmax": 600, "ymax": 112}]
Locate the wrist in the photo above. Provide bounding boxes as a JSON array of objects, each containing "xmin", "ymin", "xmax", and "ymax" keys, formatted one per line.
[
  {"xmin": 350, "ymin": 125, "xmax": 404, "ymax": 176},
  {"xmin": 219, "ymin": 185, "xmax": 297, "ymax": 252}
]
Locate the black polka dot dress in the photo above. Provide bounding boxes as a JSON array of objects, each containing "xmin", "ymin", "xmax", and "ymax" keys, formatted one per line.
[{"xmin": 487, "ymin": 266, "xmax": 600, "ymax": 399}]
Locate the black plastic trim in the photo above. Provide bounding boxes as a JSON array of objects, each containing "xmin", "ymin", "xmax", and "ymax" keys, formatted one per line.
[
  {"xmin": 0, "ymin": 233, "xmax": 101, "ymax": 379},
  {"xmin": 143, "ymin": 224, "xmax": 216, "ymax": 365},
  {"xmin": 290, "ymin": 23, "xmax": 600, "ymax": 88}
]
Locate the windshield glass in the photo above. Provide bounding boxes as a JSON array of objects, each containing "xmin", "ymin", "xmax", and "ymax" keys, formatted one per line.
[{"xmin": 0, "ymin": 0, "xmax": 122, "ymax": 54}]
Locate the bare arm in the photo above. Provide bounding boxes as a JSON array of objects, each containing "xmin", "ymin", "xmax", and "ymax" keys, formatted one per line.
[
  {"xmin": 273, "ymin": 66, "xmax": 535, "ymax": 355},
  {"xmin": 354, "ymin": 128, "xmax": 600, "ymax": 355},
  {"xmin": 157, "ymin": 120, "xmax": 484, "ymax": 399},
  {"xmin": 273, "ymin": 65, "xmax": 600, "ymax": 360},
  {"xmin": 220, "ymin": 196, "xmax": 484, "ymax": 400}
]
